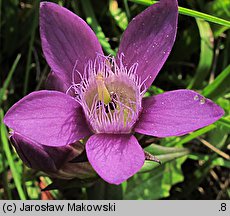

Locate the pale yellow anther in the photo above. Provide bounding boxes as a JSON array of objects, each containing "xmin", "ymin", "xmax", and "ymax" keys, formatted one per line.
[
  {"xmin": 123, "ymin": 108, "xmax": 128, "ymax": 127},
  {"xmin": 96, "ymin": 73, "xmax": 111, "ymax": 104}
]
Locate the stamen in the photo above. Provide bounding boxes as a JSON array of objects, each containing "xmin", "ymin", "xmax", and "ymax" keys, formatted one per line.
[
  {"xmin": 72, "ymin": 54, "xmax": 143, "ymax": 134},
  {"xmin": 96, "ymin": 73, "xmax": 111, "ymax": 105}
]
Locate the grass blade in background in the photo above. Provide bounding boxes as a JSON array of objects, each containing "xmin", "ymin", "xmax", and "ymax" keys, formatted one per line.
[
  {"xmin": 23, "ymin": 1, "xmax": 39, "ymax": 95},
  {"xmin": 218, "ymin": 117, "xmax": 230, "ymax": 129},
  {"xmin": 188, "ymin": 19, "xmax": 214, "ymax": 89},
  {"xmin": 0, "ymin": 110, "xmax": 27, "ymax": 200},
  {"xmin": 166, "ymin": 124, "xmax": 217, "ymax": 147},
  {"xmin": 202, "ymin": 65, "xmax": 230, "ymax": 99},
  {"xmin": 123, "ymin": 0, "xmax": 131, "ymax": 20},
  {"xmin": 80, "ymin": 0, "xmax": 116, "ymax": 55},
  {"xmin": 109, "ymin": 0, "xmax": 128, "ymax": 31},
  {"xmin": 206, "ymin": 0, "xmax": 230, "ymax": 38},
  {"xmin": 0, "ymin": 54, "xmax": 21, "ymax": 105},
  {"xmin": 128, "ymin": 0, "xmax": 230, "ymax": 27}
]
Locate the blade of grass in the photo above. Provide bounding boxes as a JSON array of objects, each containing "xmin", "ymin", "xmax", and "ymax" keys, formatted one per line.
[
  {"xmin": 80, "ymin": 0, "xmax": 116, "ymax": 55},
  {"xmin": 0, "ymin": 54, "xmax": 21, "ymax": 105},
  {"xmin": 0, "ymin": 121, "xmax": 12, "ymax": 200},
  {"xmin": 202, "ymin": 65, "xmax": 230, "ymax": 99},
  {"xmin": 223, "ymin": 32, "xmax": 230, "ymax": 69},
  {"xmin": 0, "ymin": 109, "xmax": 27, "ymax": 200},
  {"xmin": 218, "ymin": 117, "xmax": 230, "ymax": 129},
  {"xmin": 188, "ymin": 19, "xmax": 214, "ymax": 89},
  {"xmin": 128, "ymin": 0, "xmax": 230, "ymax": 27},
  {"xmin": 23, "ymin": 1, "xmax": 38, "ymax": 95},
  {"xmin": 109, "ymin": 0, "xmax": 128, "ymax": 31},
  {"xmin": 123, "ymin": 0, "xmax": 131, "ymax": 20},
  {"xmin": 167, "ymin": 124, "xmax": 217, "ymax": 147}
]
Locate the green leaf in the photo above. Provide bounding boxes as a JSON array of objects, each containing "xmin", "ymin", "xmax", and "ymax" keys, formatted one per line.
[
  {"xmin": 145, "ymin": 143, "xmax": 188, "ymax": 155},
  {"xmin": 208, "ymin": 123, "xmax": 229, "ymax": 149},
  {"xmin": 123, "ymin": 144, "xmax": 190, "ymax": 199},
  {"xmin": 211, "ymin": 157, "xmax": 230, "ymax": 168},
  {"xmin": 188, "ymin": 19, "xmax": 214, "ymax": 89},
  {"xmin": 205, "ymin": 0, "xmax": 230, "ymax": 37},
  {"xmin": 140, "ymin": 150, "xmax": 190, "ymax": 173},
  {"xmin": 202, "ymin": 65, "xmax": 230, "ymax": 100},
  {"xmin": 128, "ymin": 0, "xmax": 230, "ymax": 27},
  {"xmin": 124, "ymin": 157, "xmax": 187, "ymax": 199}
]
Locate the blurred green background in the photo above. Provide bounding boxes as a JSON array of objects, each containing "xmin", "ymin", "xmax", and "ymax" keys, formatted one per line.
[{"xmin": 0, "ymin": 0, "xmax": 230, "ymax": 200}]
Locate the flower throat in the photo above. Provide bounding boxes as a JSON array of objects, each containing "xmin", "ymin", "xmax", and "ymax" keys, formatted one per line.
[{"xmin": 70, "ymin": 55, "xmax": 144, "ymax": 134}]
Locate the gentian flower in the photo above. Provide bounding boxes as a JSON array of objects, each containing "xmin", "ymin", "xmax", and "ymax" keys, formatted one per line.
[{"xmin": 4, "ymin": 0, "xmax": 224, "ymax": 185}]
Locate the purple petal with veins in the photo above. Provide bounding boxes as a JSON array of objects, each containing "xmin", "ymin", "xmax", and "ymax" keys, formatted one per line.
[
  {"xmin": 117, "ymin": 0, "xmax": 178, "ymax": 89},
  {"xmin": 4, "ymin": 90, "xmax": 91, "ymax": 147},
  {"xmin": 134, "ymin": 90, "xmax": 224, "ymax": 137},
  {"xmin": 86, "ymin": 134, "xmax": 145, "ymax": 185},
  {"xmin": 40, "ymin": 2, "xmax": 103, "ymax": 87}
]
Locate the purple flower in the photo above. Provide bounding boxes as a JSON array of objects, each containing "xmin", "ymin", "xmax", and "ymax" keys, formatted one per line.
[{"xmin": 4, "ymin": 0, "xmax": 224, "ymax": 185}]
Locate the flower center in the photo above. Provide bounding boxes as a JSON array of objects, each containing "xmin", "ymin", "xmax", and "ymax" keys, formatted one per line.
[{"xmin": 71, "ymin": 55, "xmax": 144, "ymax": 134}]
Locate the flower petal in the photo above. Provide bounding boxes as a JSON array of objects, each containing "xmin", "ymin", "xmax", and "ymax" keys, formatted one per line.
[
  {"xmin": 117, "ymin": 0, "xmax": 178, "ymax": 89},
  {"xmin": 40, "ymin": 2, "xmax": 103, "ymax": 86},
  {"xmin": 86, "ymin": 134, "xmax": 145, "ymax": 185},
  {"xmin": 134, "ymin": 90, "xmax": 224, "ymax": 137},
  {"xmin": 10, "ymin": 132, "xmax": 75, "ymax": 172},
  {"xmin": 4, "ymin": 90, "xmax": 91, "ymax": 146}
]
